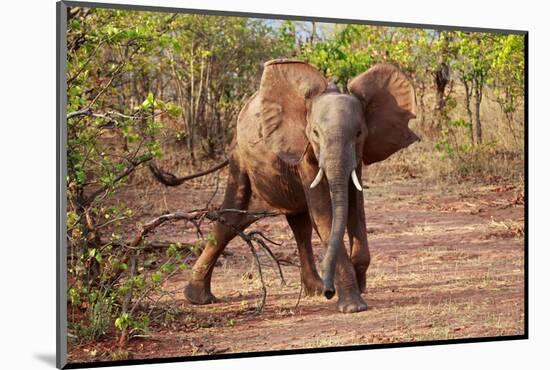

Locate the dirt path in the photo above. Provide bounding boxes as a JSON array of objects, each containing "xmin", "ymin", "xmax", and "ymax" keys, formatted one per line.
[{"xmin": 68, "ymin": 178, "xmax": 525, "ymax": 363}]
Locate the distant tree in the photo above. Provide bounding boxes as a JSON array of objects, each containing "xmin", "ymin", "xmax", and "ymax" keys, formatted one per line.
[
  {"xmin": 429, "ymin": 31, "xmax": 456, "ymax": 134},
  {"xmin": 491, "ymin": 34, "xmax": 525, "ymax": 144},
  {"xmin": 162, "ymin": 15, "xmax": 287, "ymax": 159},
  {"xmin": 453, "ymin": 32, "xmax": 477, "ymax": 144},
  {"xmin": 408, "ymin": 29, "xmax": 434, "ymax": 132},
  {"xmin": 276, "ymin": 20, "xmax": 299, "ymax": 57}
]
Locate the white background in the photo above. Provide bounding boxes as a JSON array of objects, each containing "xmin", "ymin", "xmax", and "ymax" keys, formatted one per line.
[{"xmin": 0, "ymin": 0, "xmax": 546, "ymax": 368}]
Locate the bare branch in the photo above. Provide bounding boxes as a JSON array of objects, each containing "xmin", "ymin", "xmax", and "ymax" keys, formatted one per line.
[
  {"xmin": 117, "ymin": 207, "xmax": 282, "ymax": 315},
  {"xmin": 253, "ymin": 237, "xmax": 286, "ymax": 286},
  {"xmin": 87, "ymin": 154, "xmax": 153, "ymax": 206},
  {"xmin": 248, "ymin": 231, "xmax": 283, "ymax": 246},
  {"xmin": 205, "ymin": 170, "xmax": 221, "ymax": 209}
]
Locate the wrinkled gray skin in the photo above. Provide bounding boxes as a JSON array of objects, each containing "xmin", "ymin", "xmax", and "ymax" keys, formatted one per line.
[{"xmin": 153, "ymin": 60, "xmax": 417, "ymax": 313}]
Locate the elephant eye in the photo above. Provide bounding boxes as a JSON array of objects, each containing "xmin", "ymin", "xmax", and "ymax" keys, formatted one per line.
[
  {"xmin": 312, "ymin": 129, "xmax": 319, "ymax": 137},
  {"xmin": 356, "ymin": 130, "xmax": 362, "ymax": 138}
]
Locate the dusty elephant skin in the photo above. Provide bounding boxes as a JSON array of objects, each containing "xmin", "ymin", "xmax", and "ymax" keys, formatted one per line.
[{"xmin": 153, "ymin": 59, "xmax": 418, "ymax": 313}]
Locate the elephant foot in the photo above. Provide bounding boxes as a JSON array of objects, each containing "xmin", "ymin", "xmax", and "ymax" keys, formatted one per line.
[
  {"xmin": 302, "ymin": 277, "xmax": 325, "ymax": 297},
  {"xmin": 184, "ymin": 281, "xmax": 218, "ymax": 305},
  {"xmin": 337, "ymin": 294, "xmax": 368, "ymax": 313}
]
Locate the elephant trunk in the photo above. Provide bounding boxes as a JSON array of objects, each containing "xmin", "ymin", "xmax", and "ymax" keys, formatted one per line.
[{"xmin": 321, "ymin": 163, "xmax": 352, "ymax": 299}]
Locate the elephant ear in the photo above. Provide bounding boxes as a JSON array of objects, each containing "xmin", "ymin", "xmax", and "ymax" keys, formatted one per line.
[
  {"xmin": 258, "ymin": 59, "xmax": 327, "ymax": 165},
  {"xmin": 348, "ymin": 64, "xmax": 419, "ymax": 165}
]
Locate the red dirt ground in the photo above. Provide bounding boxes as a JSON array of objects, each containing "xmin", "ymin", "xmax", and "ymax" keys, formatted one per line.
[{"xmin": 67, "ymin": 175, "xmax": 525, "ymax": 363}]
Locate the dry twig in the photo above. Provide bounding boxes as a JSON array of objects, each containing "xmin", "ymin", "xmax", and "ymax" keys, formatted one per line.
[{"xmin": 116, "ymin": 207, "xmax": 284, "ymax": 345}]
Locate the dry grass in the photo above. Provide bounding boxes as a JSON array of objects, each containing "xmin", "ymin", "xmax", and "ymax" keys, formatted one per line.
[
  {"xmin": 368, "ymin": 141, "xmax": 524, "ymax": 186},
  {"xmin": 368, "ymin": 88, "xmax": 524, "ymax": 187},
  {"xmin": 488, "ymin": 218, "xmax": 525, "ymax": 238}
]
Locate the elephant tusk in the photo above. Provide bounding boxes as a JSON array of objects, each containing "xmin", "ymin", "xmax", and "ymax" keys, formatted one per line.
[
  {"xmin": 351, "ymin": 169, "xmax": 363, "ymax": 192},
  {"xmin": 310, "ymin": 168, "xmax": 324, "ymax": 189}
]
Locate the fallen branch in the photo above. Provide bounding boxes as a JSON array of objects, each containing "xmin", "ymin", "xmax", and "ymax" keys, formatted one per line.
[
  {"xmin": 203, "ymin": 212, "xmax": 287, "ymax": 311},
  {"xmin": 249, "ymin": 233, "xmax": 286, "ymax": 286},
  {"xmin": 216, "ymin": 223, "xmax": 284, "ymax": 313},
  {"xmin": 243, "ymin": 236, "xmax": 267, "ymax": 313},
  {"xmin": 125, "ymin": 209, "xmax": 279, "ymax": 249},
  {"xmin": 115, "ymin": 207, "xmax": 283, "ymax": 346}
]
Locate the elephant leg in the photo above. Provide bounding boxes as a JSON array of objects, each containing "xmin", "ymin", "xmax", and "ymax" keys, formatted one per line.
[
  {"xmin": 184, "ymin": 156, "xmax": 255, "ymax": 305},
  {"xmin": 333, "ymin": 244, "xmax": 368, "ymax": 313},
  {"xmin": 286, "ymin": 213, "xmax": 324, "ymax": 296},
  {"xmin": 347, "ymin": 174, "xmax": 371, "ymax": 293}
]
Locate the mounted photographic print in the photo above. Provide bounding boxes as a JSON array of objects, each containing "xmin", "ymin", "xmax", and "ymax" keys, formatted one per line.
[{"xmin": 56, "ymin": 1, "xmax": 527, "ymax": 368}]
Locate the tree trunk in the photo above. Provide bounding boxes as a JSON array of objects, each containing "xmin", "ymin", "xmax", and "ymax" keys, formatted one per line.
[
  {"xmin": 473, "ymin": 80, "xmax": 483, "ymax": 145},
  {"xmin": 310, "ymin": 22, "xmax": 317, "ymax": 45},
  {"xmin": 431, "ymin": 31, "xmax": 452, "ymax": 137},
  {"xmin": 187, "ymin": 41, "xmax": 196, "ymax": 161},
  {"xmin": 462, "ymin": 77, "xmax": 474, "ymax": 144},
  {"xmin": 503, "ymin": 90, "xmax": 519, "ymax": 145},
  {"xmin": 433, "ymin": 63, "xmax": 450, "ymax": 132},
  {"xmin": 418, "ymin": 82, "xmax": 426, "ymax": 132}
]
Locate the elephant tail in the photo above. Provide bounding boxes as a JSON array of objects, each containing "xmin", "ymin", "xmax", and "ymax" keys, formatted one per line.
[{"xmin": 148, "ymin": 159, "xmax": 229, "ymax": 187}]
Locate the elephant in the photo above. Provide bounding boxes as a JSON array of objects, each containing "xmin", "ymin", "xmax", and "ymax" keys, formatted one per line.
[{"xmin": 151, "ymin": 59, "xmax": 418, "ymax": 313}]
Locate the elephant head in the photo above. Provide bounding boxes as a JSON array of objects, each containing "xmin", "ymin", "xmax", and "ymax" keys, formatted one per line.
[{"xmin": 257, "ymin": 59, "xmax": 418, "ymax": 298}]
